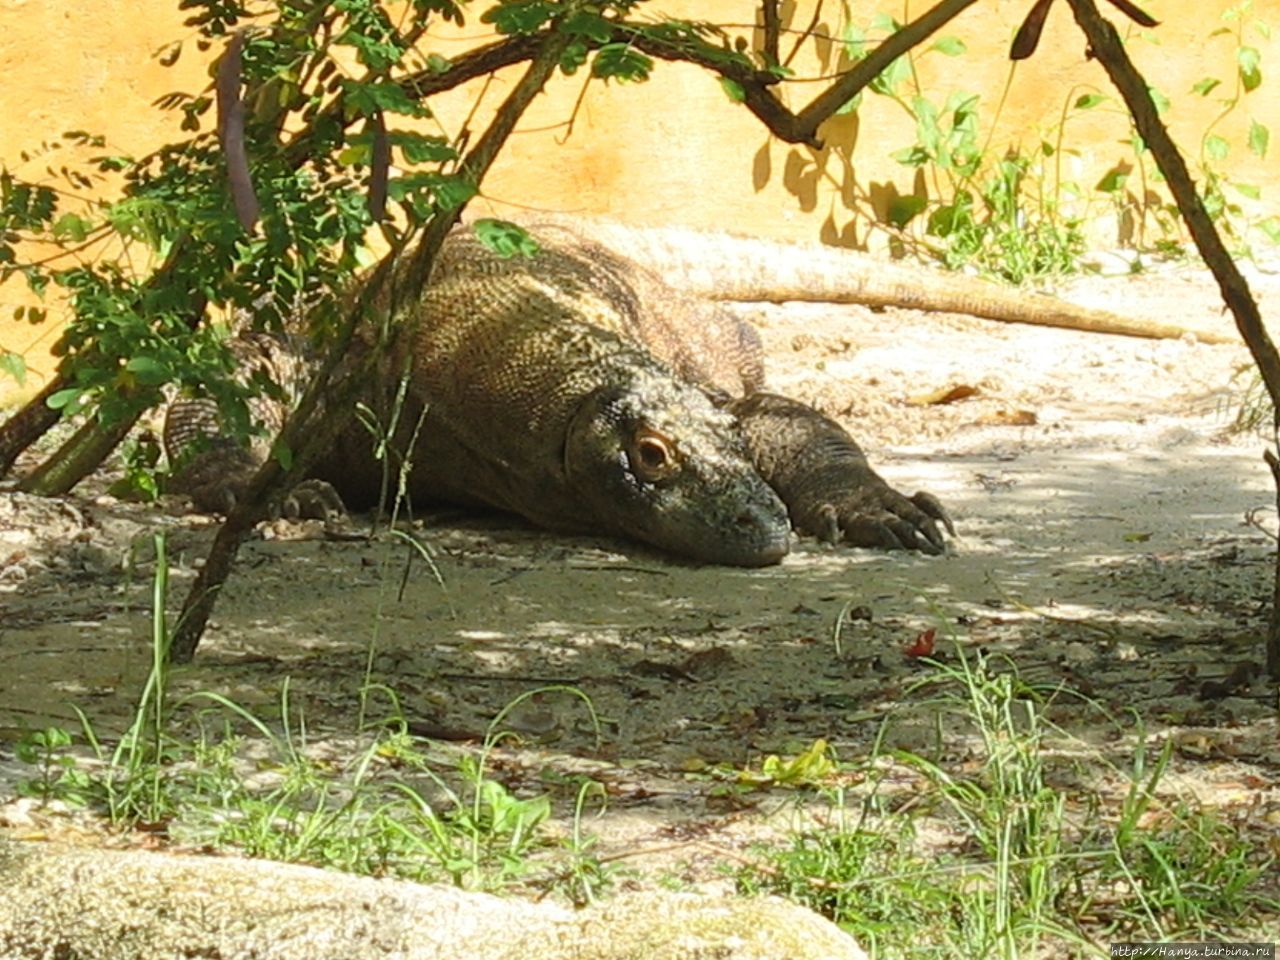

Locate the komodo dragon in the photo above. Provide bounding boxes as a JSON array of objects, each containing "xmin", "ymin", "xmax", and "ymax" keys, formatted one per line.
[{"xmin": 175, "ymin": 219, "xmax": 1158, "ymax": 565}]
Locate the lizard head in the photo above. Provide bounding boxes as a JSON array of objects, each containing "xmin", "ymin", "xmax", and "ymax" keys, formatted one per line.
[{"xmin": 564, "ymin": 381, "xmax": 791, "ymax": 565}]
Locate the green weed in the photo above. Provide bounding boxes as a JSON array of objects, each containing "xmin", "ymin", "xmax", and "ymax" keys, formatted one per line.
[
  {"xmin": 14, "ymin": 726, "xmax": 92, "ymax": 806},
  {"xmin": 838, "ymin": 3, "xmax": 1276, "ymax": 278},
  {"xmin": 13, "ymin": 532, "xmax": 608, "ymax": 899},
  {"xmin": 733, "ymin": 642, "xmax": 1276, "ymax": 959}
]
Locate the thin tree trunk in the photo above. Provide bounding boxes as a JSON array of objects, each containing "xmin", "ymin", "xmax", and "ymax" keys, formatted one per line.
[
  {"xmin": 16, "ymin": 405, "xmax": 143, "ymax": 496},
  {"xmin": 169, "ymin": 29, "xmax": 574, "ymax": 662},
  {"xmin": 0, "ymin": 374, "xmax": 65, "ymax": 477},
  {"xmin": 1064, "ymin": 0, "xmax": 1280, "ymax": 679}
]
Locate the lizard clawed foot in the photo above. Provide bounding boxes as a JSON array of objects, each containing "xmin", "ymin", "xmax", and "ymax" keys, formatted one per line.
[
  {"xmin": 280, "ymin": 479, "xmax": 347, "ymax": 522},
  {"xmin": 176, "ymin": 450, "xmax": 346, "ymax": 523},
  {"xmin": 729, "ymin": 392, "xmax": 954, "ymax": 557},
  {"xmin": 809, "ymin": 481, "xmax": 954, "ymax": 555}
]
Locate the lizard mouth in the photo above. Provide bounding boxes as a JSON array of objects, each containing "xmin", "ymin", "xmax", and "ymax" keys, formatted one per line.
[
  {"xmin": 657, "ymin": 497, "xmax": 791, "ymax": 567},
  {"xmin": 724, "ymin": 506, "xmax": 791, "ymax": 566}
]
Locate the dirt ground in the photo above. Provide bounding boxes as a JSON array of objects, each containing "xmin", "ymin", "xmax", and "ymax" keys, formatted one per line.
[{"xmin": 2, "ymin": 258, "xmax": 1279, "ymax": 892}]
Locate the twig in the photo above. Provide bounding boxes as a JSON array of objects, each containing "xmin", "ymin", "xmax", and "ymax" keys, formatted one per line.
[
  {"xmin": 790, "ymin": 0, "xmax": 980, "ymax": 144},
  {"xmin": 405, "ymin": 31, "xmax": 572, "ymax": 300},
  {"xmin": 784, "ymin": 0, "xmax": 824, "ymax": 69}
]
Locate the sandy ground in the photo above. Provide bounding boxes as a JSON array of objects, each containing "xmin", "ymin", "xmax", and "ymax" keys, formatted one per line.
[{"xmin": 1, "ymin": 259, "xmax": 1278, "ymax": 893}]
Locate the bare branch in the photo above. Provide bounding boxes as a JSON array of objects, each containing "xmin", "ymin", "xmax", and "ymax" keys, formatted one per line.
[
  {"xmin": 1064, "ymin": 0, "xmax": 1280, "ymax": 680},
  {"xmin": 761, "ymin": 0, "xmax": 781, "ymax": 65},
  {"xmin": 791, "ymin": 0, "xmax": 980, "ymax": 143}
]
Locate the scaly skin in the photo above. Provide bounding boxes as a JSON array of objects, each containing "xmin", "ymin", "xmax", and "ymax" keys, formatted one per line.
[{"xmin": 168, "ymin": 223, "xmax": 950, "ymax": 564}]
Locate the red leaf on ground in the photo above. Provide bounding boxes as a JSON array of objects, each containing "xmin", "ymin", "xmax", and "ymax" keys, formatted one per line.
[{"xmin": 904, "ymin": 628, "xmax": 936, "ymax": 657}]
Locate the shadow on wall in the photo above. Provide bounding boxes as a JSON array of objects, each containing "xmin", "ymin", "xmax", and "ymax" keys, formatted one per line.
[{"xmin": 743, "ymin": 2, "xmax": 941, "ymax": 254}]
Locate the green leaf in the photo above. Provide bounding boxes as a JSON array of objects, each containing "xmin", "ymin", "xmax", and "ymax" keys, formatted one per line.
[
  {"xmin": 891, "ymin": 145, "xmax": 930, "ymax": 167},
  {"xmin": 0, "ymin": 350, "xmax": 26, "ymax": 386},
  {"xmin": 1249, "ymin": 119, "xmax": 1270, "ymax": 157},
  {"xmin": 912, "ymin": 96, "xmax": 941, "ymax": 159},
  {"xmin": 888, "ymin": 194, "xmax": 927, "ymax": 228},
  {"xmin": 481, "ymin": 0, "xmax": 553, "ymax": 35},
  {"xmin": 835, "ymin": 91, "xmax": 863, "ymax": 116},
  {"xmin": 719, "ymin": 77, "xmax": 745, "ymax": 102},
  {"xmin": 1258, "ymin": 216, "xmax": 1280, "ymax": 243},
  {"xmin": 932, "ymin": 36, "xmax": 966, "ymax": 56},
  {"xmin": 386, "ymin": 171, "xmax": 476, "ymax": 214},
  {"xmin": 473, "ymin": 219, "xmax": 540, "ymax": 258},
  {"xmin": 1191, "ymin": 77, "xmax": 1221, "ymax": 97},
  {"xmin": 52, "ymin": 212, "xmax": 93, "ymax": 242},
  {"xmin": 756, "ymin": 739, "xmax": 836, "ymax": 787},
  {"xmin": 869, "ymin": 12, "xmax": 900, "ymax": 33},
  {"xmin": 1232, "ymin": 182, "xmax": 1261, "ymax": 200},
  {"xmin": 94, "ymin": 154, "xmax": 134, "ymax": 173},
  {"xmin": 1147, "ymin": 85, "xmax": 1170, "ymax": 114},
  {"xmin": 342, "ymin": 130, "xmax": 457, "ymax": 166},
  {"xmin": 1205, "ymin": 135, "xmax": 1230, "ymax": 160},
  {"xmin": 947, "ymin": 92, "xmax": 979, "ymax": 129},
  {"xmin": 46, "ymin": 387, "xmax": 84, "ymax": 411},
  {"xmin": 559, "ymin": 39, "xmax": 589, "ymax": 75},
  {"xmin": 341, "ymin": 79, "xmax": 427, "ymax": 118},
  {"xmin": 841, "ymin": 22, "xmax": 866, "ymax": 60},
  {"xmin": 433, "ymin": 175, "xmax": 477, "ymax": 211},
  {"xmin": 562, "ymin": 9, "xmax": 612, "ymax": 44},
  {"xmin": 869, "ymin": 55, "xmax": 909, "ymax": 96},
  {"xmin": 125, "ymin": 355, "xmax": 171, "ymax": 385},
  {"xmin": 272, "ymin": 441, "xmax": 293, "ymax": 471},
  {"xmin": 591, "ymin": 44, "xmax": 653, "ymax": 83},
  {"xmin": 1238, "ymin": 45, "xmax": 1262, "ymax": 92},
  {"xmin": 1096, "ymin": 164, "xmax": 1131, "ymax": 193}
]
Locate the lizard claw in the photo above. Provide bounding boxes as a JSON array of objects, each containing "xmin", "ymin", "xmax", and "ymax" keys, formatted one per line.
[
  {"xmin": 911, "ymin": 491, "xmax": 955, "ymax": 538},
  {"xmin": 174, "ymin": 449, "xmax": 346, "ymax": 523},
  {"xmin": 809, "ymin": 481, "xmax": 952, "ymax": 555},
  {"xmin": 730, "ymin": 391, "xmax": 954, "ymax": 557},
  {"xmin": 280, "ymin": 479, "xmax": 347, "ymax": 522}
]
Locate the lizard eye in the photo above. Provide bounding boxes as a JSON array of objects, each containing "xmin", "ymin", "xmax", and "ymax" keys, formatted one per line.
[{"xmin": 627, "ymin": 428, "xmax": 679, "ymax": 482}]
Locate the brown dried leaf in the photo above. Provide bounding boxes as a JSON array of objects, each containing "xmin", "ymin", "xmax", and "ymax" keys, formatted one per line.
[
  {"xmin": 368, "ymin": 110, "xmax": 389, "ymax": 222},
  {"xmin": 906, "ymin": 383, "xmax": 979, "ymax": 406},
  {"xmin": 1010, "ymin": 0, "xmax": 1054, "ymax": 61}
]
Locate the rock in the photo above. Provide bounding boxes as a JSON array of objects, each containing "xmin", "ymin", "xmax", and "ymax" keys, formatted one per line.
[{"xmin": 0, "ymin": 835, "xmax": 866, "ymax": 960}]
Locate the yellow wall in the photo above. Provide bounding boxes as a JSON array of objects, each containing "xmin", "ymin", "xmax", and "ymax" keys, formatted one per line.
[{"xmin": 2, "ymin": 0, "xmax": 1277, "ymax": 401}]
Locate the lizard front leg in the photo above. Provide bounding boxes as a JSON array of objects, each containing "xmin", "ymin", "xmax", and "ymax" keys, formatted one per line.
[
  {"xmin": 162, "ymin": 332, "xmax": 347, "ymax": 522},
  {"xmin": 729, "ymin": 392, "xmax": 953, "ymax": 554}
]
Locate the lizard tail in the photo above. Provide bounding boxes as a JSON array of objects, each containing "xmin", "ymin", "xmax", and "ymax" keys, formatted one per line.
[{"xmin": 552, "ymin": 219, "xmax": 1235, "ymax": 345}]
